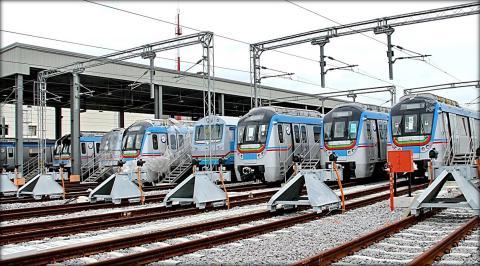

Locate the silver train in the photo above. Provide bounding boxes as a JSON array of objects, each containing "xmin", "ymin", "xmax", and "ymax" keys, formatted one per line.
[
  {"xmin": 234, "ymin": 106, "xmax": 323, "ymax": 183},
  {"xmin": 388, "ymin": 93, "xmax": 480, "ymax": 176},
  {"xmin": 121, "ymin": 119, "xmax": 194, "ymax": 183},
  {"xmin": 98, "ymin": 128, "xmax": 125, "ymax": 168},
  {"xmin": 52, "ymin": 132, "xmax": 105, "ymax": 170},
  {"xmin": 191, "ymin": 115, "xmax": 239, "ymax": 179},
  {"xmin": 321, "ymin": 103, "xmax": 389, "ymax": 180}
]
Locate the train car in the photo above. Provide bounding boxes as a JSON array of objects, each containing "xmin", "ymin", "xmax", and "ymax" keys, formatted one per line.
[
  {"xmin": 235, "ymin": 106, "xmax": 323, "ymax": 183},
  {"xmin": 121, "ymin": 119, "xmax": 193, "ymax": 183},
  {"xmin": 322, "ymin": 103, "xmax": 389, "ymax": 180},
  {"xmin": 388, "ymin": 93, "xmax": 480, "ymax": 176},
  {"xmin": 98, "ymin": 128, "xmax": 125, "ymax": 168},
  {"xmin": 0, "ymin": 138, "xmax": 55, "ymax": 170},
  {"xmin": 191, "ymin": 115, "xmax": 239, "ymax": 178},
  {"xmin": 52, "ymin": 132, "xmax": 105, "ymax": 170}
]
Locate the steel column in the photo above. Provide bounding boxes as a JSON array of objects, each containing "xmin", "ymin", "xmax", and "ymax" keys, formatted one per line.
[
  {"xmin": 154, "ymin": 85, "xmax": 162, "ymax": 119},
  {"xmin": 311, "ymin": 38, "xmax": 329, "ymax": 88},
  {"xmin": 386, "ymin": 30, "xmax": 395, "ymax": 80},
  {"xmin": 71, "ymin": 73, "xmax": 81, "ymax": 176},
  {"xmin": 55, "ymin": 106, "xmax": 62, "ymax": 140},
  {"xmin": 118, "ymin": 110, "xmax": 125, "ymax": 128},
  {"xmin": 15, "ymin": 74, "xmax": 23, "ymax": 175},
  {"xmin": 218, "ymin": 93, "xmax": 225, "ymax": 116}
]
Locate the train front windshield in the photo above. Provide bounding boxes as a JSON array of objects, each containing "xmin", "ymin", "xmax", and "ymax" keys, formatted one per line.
[
  {"xmin": 390, "ymin": 100, "xmax": 435, "ymax": 137},
  {"xmin": 122, "ymin": 123, "xmax": 149, "ymax": 152},
  {"xmin": 324, "ymin": 109, "xmax": 361, "ymax": 141},
  {"xmin": 238, "ymin": 123, "xmax": 268, "ymax": 144},
  {"xmin": 195, "ymin": 125, "xmax": 223, "ymax": 142}
]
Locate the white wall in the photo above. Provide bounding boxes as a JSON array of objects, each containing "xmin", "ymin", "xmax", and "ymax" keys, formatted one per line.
[{"xmin": 0, "ymin": 103, "xmax": 155, "ymax": 140}]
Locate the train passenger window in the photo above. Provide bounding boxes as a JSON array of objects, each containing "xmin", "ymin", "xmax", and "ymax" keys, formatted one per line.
[
  {"xmin": 81, "ymin": 143, "xmax": 86, "ymax": 154},
  {"xmin": 8, "ymin": 148, "xmax": 14, "ymax": 158},
  {"xmin": 258, "ymin": 124, "xmax": 268, "ymax": 143},
  {"xmin": 294, "ymin": 125, "xmax": 300, "ymax": 143},
  {"xmin": 179, "ymin": 135, "xmax": 184, "ymax": 148},
  {"xmin": 152, "ymin": 134, "xmax": 158, "ymax": 150},
  {"xmin": 278, "ymin": 124, "xmax": 284, "ymax": 143},
  {"xmin": 96, "ymin": 143, "xmax": 100, "ymax": 154},
  {"xmin": 404, "ymin": 114, "xmax": 418, "ymax": 134},
  {"xmin": 313, "ymin": 126, "xmax": 321, "ymax": 142},
  {"xmin": 420, "ymin": 113, "xmax": 433, "ymax": 135},
  {"xmin": 334, "ymin": 122, "xmax": 345, "ymax": 138},
  {"xmin": 170, "ymin": 135, "xmax": 177, "ymax": 150},
  {"xmin": 301, "ymin": 126, "xmax": 307, "ymax": 143}
]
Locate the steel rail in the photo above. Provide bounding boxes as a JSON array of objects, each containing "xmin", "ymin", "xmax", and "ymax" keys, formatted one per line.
[
  {"xmin": 407, "ymin": 216, "xmax": 479, "ymax": 265},
  {"xmin": 86, "ymin": 185, "xmax": 424, "ymax": 266},
  {"xmin": 0, "ymin": 183, "xmax": 268, "ymax": 220}
]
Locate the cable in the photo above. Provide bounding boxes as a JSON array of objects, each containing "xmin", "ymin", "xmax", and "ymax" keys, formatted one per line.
[
  {"xmin": 82, "ymin": 0, "xmax": 403, "ymax": 87},
  {"xmin": 285, "ymin": 0, "xmax": 463, "ymax": 81}
]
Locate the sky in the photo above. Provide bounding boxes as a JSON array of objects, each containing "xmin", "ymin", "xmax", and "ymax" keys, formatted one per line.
[{"xmin": 1, "ymin": 1, "xmax": 479, "ymax": 109}]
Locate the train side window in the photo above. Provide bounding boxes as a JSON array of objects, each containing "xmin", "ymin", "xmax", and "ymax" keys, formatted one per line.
[
  {"xmin": 170, "ymin": 135, "xmax": 177, "ymax": 150},
  {"xmin": 313, "ymin": 126, "xmax": 321, "ymax": 142},
  {"xmin": 294, "ymin": 125, "xmax": 300, "ymax": 143},
  {"xmin": 366, "ymin": 123, "xmax": 372, "ymax": 140},
  {"xmin": 152, "ymin": 134, "xmax": 158, "ymax": 150},
  {"xmin": 278, "ymin": 124, "xmax": 284, "ymax": 143},
  {"xmin": 81, "ymin": 143, "xmax": 86, "ymax": 154},
  {"xmin": 8, "ymin": 148, "xmax": 14, "ymax": 158},
  {"xmin": 179, "ymin": 135, "xmax": 184, "ymax": 148},
  {"xmin": 96, "ymin": 143, "xmax": 100, "ymax": 154},
  {"xmin": 301, "ymin": 125, "xmax": 307, "ymax": 143}
]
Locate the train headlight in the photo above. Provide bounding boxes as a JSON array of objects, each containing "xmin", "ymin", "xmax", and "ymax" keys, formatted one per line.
[{"xmin": 257, "ymin": 150, "xmax": 265, "ymax": 159}]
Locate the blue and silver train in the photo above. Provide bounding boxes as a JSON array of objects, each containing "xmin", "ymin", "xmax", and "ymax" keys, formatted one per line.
[
  {"xmin": 322, "ymin": 103, "xmax": 389, "ymax": 180},
  {"xmin": 121, "ymin": 119, "xmax": 193, "ymax": 183},
  {"xmin": 52, "ymin": 132, "xmax": 105, "ymax": 170},
  {"xmin": 388, "ymin": 93, "xmax": 480, "ymax": 176},
  {"xmin": 98, "ymin": 128, "xmax": 125, "ymax": 168},
  {"xmin": 191, "ymin": 115, "xmax": 239, "ymax": 179},
  {"xmin": 0, "ymin": 138, "xmax": 55, "ymax": 170},
  {"xmin": 234, "ymin": 106, "xmax": 323, "ymax": 183}
]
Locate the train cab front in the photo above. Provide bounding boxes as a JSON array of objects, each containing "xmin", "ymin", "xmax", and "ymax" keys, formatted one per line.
[
  {"xmin": 53, "ymin": 135, "xmax": 72, "ymax": 169},
  {"xmin": 192, "ymin": 123, "xmax": 225, "ymax": 169},
  {"xmin": 235, "ymin": 109, "xmax": 270, "ymax": 182},
  {"xmin": 389, "ymin": 96, "xmax": 436, "ymax": 175},
  {"xmin": 121, "ymin": 122, "xmax": 149, "ymax": 167},
  {"xmin": 323, "ymin": 107, "xmax": 361, "ymax": 179}
]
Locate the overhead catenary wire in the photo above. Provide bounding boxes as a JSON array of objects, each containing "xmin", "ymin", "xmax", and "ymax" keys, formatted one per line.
[
  {"xmin": 81, "ymin": 0, "xmax": 408, "ymax": 89},
  {"xmin": 285, "ymin": 0, "xmax": 463, "ymax": 82}
]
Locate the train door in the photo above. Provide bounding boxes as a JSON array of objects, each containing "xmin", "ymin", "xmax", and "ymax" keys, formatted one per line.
[
  {"xmin": 378, "ymin": 120, "xmax": 388, "ymax": 160},
  {"xmin": 0, "ymin": 146, "xmax": 6, "ymax": 166},
  {"xmin": 292, "ymin": 124, "xmax": 302, "ymax": 158},
  {"xmin": 276, "ymin": 124, "xmax": 286, "ymax": 165},
  {"xmin": 300, "ymin": 124, "xmax": 309, "ymax": 159},
  {"xmin": 228, "ymin": 126, "xmax": 235, "ymax": 152},
  {"xmin": 169, "ymin": 133, "xmax": 177, "ymax": 153},
  {"xmin": 313, "ymin": 125, "xmax": 322, "ymax": 160},
  {"xmin": 374, "ymin": 120, "xmax": 382, "ymax": 161},
  {"xmin": 364, "ymin": 120, "xmax": 374, "ymax": 161},
  {"xmin": 447, "ymin": 113, "xmax": 457, "ymax": 157}
]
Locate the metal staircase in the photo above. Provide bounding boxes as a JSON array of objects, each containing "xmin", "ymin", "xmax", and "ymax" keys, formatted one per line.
[
  {"xmin": 24, "ymin": 155, "xmax": 40, "ymax": 181},
  {"xmin": 443, "ymin": 137, "xmax": 476, "ymax": 166},
  {"xmin": 161, "ymin": 149, "xmax": 192, "ymax": 184},
  {"xmin": 81, "ymin": 152, "xmax": 115, "ymax": 183}
]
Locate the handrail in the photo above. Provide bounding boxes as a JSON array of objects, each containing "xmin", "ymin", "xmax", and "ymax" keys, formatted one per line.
[
  {"xmin": 282, "ymin": 138, "xmax": 322, "ymax": 182},
  {"xmin": 24, "ymin": 155, "xmax": 39, "ymax": 180}
]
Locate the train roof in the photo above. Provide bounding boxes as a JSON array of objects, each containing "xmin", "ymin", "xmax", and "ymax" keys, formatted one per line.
[
  {"xmin": 399, "ymin": 93, "xmax": 459, "ymax": 107},
  {"xmin": 331, "ymin": 103, "xmax": 389, "ymax": 114},
  {"xmin": 246, "ymin": 106, "xmax": 322, "ymax": 118},
  {"xmin": 195, "ymin": 115, "xmax": 240, "ymax": 126},
  {"xmin": 398, "ymin": 93, "xmax": 479, "ymax": 119}
]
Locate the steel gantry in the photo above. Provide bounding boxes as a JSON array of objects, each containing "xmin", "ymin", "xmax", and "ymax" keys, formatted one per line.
[
  {"xmin": 36, "ymin": 32, "xmax": 215, "ymax": 177},
  {"xmin": 250, "ymin": 2, "xmax": 479, "ymax": 107},
  {"xmin": 404, "ymin": 80, "xmax": 480, "ymax": 95}
]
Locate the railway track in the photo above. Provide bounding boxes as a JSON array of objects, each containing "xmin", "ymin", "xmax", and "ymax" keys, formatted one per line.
[
  {"xmin": 0, "ymin": 182, "xmax": 270, "ymax": 220},
  {"xmin": 295, "ymin": 209, "xmax": 479, "ymax": 266},
  {"xmin": 0, "ymin": 183, "xmax": 176, "ymax": 204},
  {"xmin": 0, "ymin": 183, "xmax": 427, "ymax": 265}
]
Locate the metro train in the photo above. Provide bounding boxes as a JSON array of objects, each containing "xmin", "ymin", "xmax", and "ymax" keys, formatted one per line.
[
  {"xmin": 388, "ymin": 93, "xmax": 480, "ymax": 176},
  {"xmin": 98, "ymin": 128, "xmax": 125, "ymax": 168},
  {"xmin": 322, "ymin": 103, "xmax": 389, "ymax": 180},
  {"xmin": 235, "ymin": 106, "xmax": 323, "ymax": 183},
  {"xmin": 52, "ymin": 132, "xmax": 105, "ymax": 170},
  {"xmin": 121, "ymin": 119, "xmax": 193, "ymax": 183},
  {"xmin": 192, "ymin": 115, "xmax": 239, "ymax": 178},
  {"xmin": 0, "ymin": 138, "xmax": 55, "ymax": 170}
]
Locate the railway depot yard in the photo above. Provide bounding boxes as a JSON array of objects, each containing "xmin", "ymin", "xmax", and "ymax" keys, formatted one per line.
[{"xmin": 1, "ymin": 1, "xmax": 479, "ymax": 265}]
